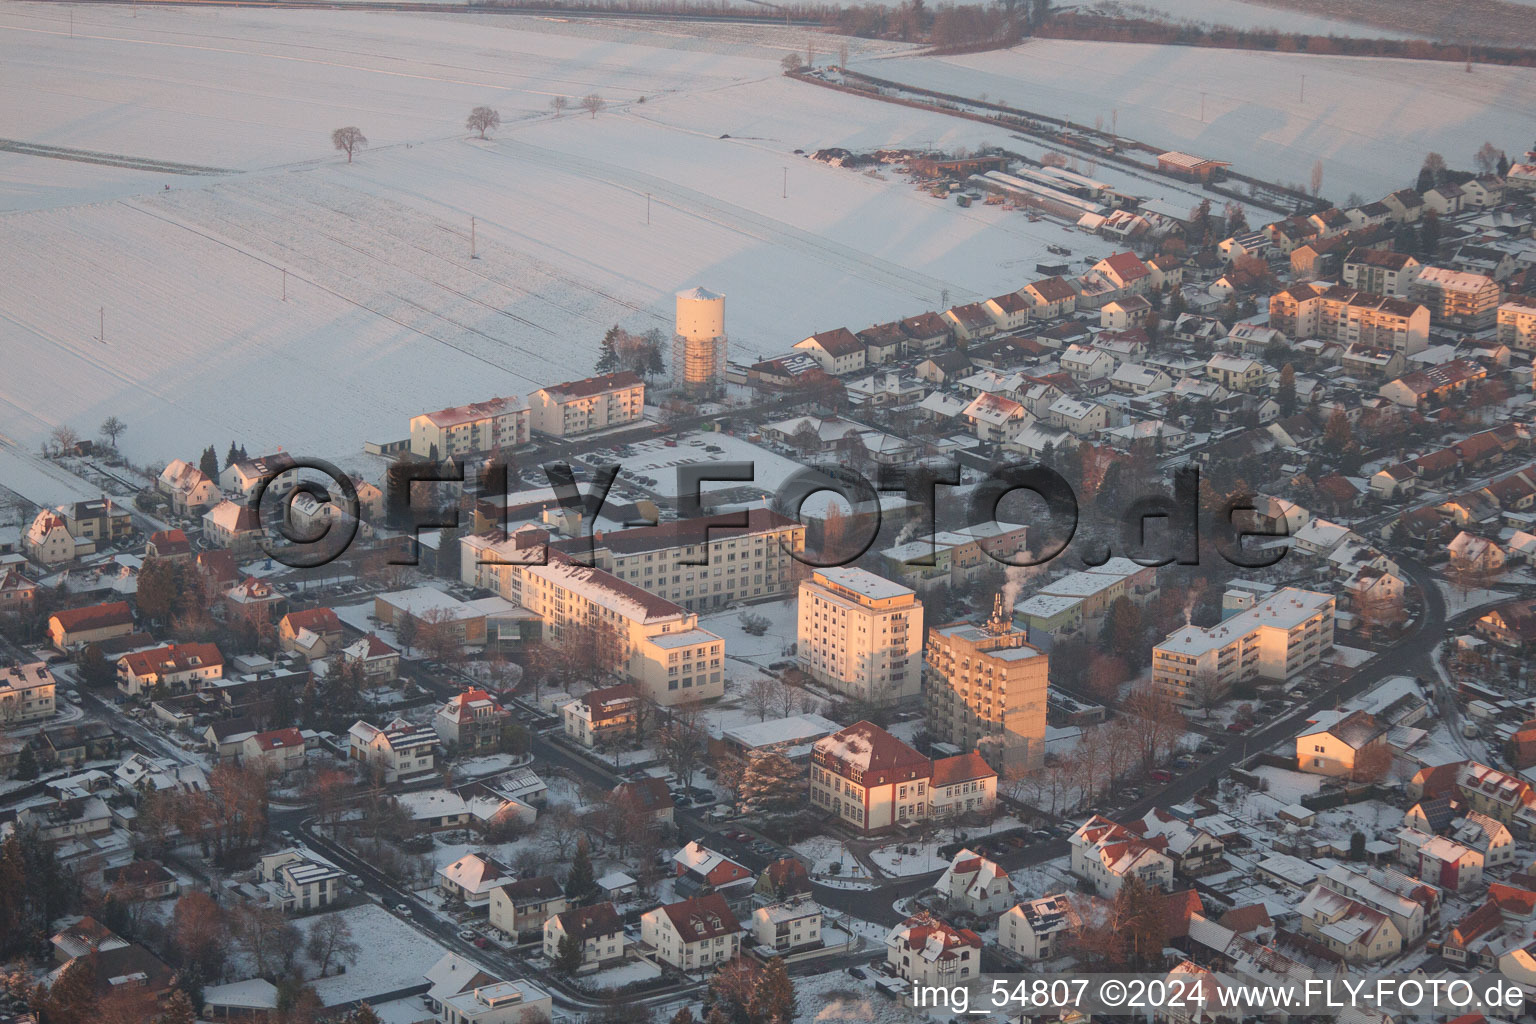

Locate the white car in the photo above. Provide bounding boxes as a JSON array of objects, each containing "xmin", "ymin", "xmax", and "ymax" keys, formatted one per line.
[
  {"xmin": 458, "ymin": 928, "xmax": 477, "ymax": 941},
  {"xmin": 396, "ymin": 904, "xmax": 412, "ymax": 916}
]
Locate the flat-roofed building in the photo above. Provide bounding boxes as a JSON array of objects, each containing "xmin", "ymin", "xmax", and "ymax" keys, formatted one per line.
[
  {"xmin": 797, "ymin": 567, "xmax": 923, "ymax": 706},
  {"xmin": 925, "ymin": 597, "xmax": 1048, "ymax": 773},
  {"xmin": 1410, "ymin": 267, "xmax": 1501, "ymax": 329},
  {"xmin": 1152, "ymin": 588, "xmax": 1334, "ymax": 705},
  {"xmin": 463, "ymin": 528, "xmax": 725, "ymax": 705}
]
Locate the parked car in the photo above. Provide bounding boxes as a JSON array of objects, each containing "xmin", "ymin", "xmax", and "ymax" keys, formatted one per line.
[
  {"xmin": 1226, "ymin": 722, "xmax": 1250, "ymax": 733},
  {"xmin": 1148, "ymin": 769, "xmax": 1172, "ymax": 784},
  {"xmin": 846, "ymin": 967, "xmax": 867, "ymax": 980},
  {"xmin": 396, "ymin": 904, "xmax": 412, "ymax": 916},
  {"xmin": 458, "ymin": 928, "xmax": 477, "ymax": 941}
]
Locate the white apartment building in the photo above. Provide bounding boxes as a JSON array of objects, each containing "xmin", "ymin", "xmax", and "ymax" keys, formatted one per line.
[
  {"xmin": 640, "ymin": 894, "xmax": 741, "ymax": 971},
  {"xmin": 257, "ymin": 849, "xmax": 343, "ymax": 912},
  {"xmin": 1410, "ymin": 267, "xmax": 1502, "ymax": 329},
  {"xmin": 348, "ymin": 717, "xmax": 438, "ymax": 784},
  {"xmin": 530, "ymin": 372, "xmax": 645, "ymax": 437},
  {"xmin": 0, "ymin": 661, "xmax": 56, "ymax": 725},
  {"xmin": 1498, "ymin": 300, "xmax": 1536, "ymax": 351},
  {"xmin": 576, "ymin": 509, "xmax": 806, "ymax": 612},
  {"xmin": 410, "ymin": 396, "xmax": 530, "ymax": 459},
  {"xmin": 797, "ymin": 567, "xmax": 923, "ymax": 706},
  {"xmin": 750, "ymin": 896, "xmax": 823, "ymax": 953},
  {"xmin": 998, "ymin": 894, "xmax": 1080, "ymax": 960},
  {"xmin": 1152, "ymin": 588, "xmax": 1334, "ymax": 705},
  {"xmin": 463, "ymin": 529, "xmax": 725, "ymax": 705}
]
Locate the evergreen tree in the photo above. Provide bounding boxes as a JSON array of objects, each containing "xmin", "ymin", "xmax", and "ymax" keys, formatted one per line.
[
  {"xmin": 1323, "ymin": 410, "xmax": 1353, "ymax": 450},
  {"xmin": 1497, "ymin": 152, "xmax": 1511, "ymax": 177},
  {"xmin": 170, "ymin": 965, "xmax": 204, "ymax": 1014},
  {"xmin": 158, "ymin": 988, "xmax": 198, "ymax": 1024},
  {"xmin": 1102, "ymin": 596, "xmax": 1144, "ymax": 663},
  {"xmin": 1350, "ymin": 831, "xmax": 1367, "ymax": 861},
  {"xmin": 595, "ymin": 326, "xmax": 622, "ymax": 374},
  {"xmin": 13, "ymin": 743, "xmax": 38, "ymax": 781},
  {"xmin": 1419, "ymin": 211, "xmax": 1441, "ymax": 257},
  {"xmin": 554, "ymin": 934, "xmax": 583, "ymax": 974},
  {"xmin": 1277, "ymin": 363, "xmax": 1297, "ymax": 417},
  {"xmin": 740, "ymin": 752, "xmax": 804, "ymax": 817},
  {"xmin": 77, "ymin": 643, "xmax": 115, "ymax": 689},
  {"xmin": 45, "ymin": 956, "xmax": 98, "ymax": 1024},
  {"xmin": 749, "ymin": 957, "xmax": 797, "ymax": 1024},
  {"xmin": 564, "ymin": 837, "xmax": 598, "ymax": 904},
  {"xmin": 1415, "ymin": 165, "xmax": 1435, "ymax": 192},
  {"xmin": 226, "ymin": 442, "xmax": 241, "ymax": 469},
  {"xmin": 198, "ymin": 446, "xmax": 219, "ymax": 481}
]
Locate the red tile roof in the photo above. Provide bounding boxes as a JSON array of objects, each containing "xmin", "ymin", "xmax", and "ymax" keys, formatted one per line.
[
  {"xmin": 932, "ymin": 751, "xmax": 996, "ymax": 788},
  {"xmin": 657, "ymin": 893, "xmax": 739, "ymax": 942},
  {"xmin": 541, "ymin": 371, "xmax": 644, "ymax": 399},
  {"xmin": 283, "ymin": 607, "xmax": 344, "ymax": 634},
  {"xmin": 552, "ymin": 902, "xmax": 623, "ymax": 941},
  {"xmin": 118, "ymin": 642, "xmax": 223, "ymax": 678},
  {"xmin": 50, "ymin": 601, "xmax": 133, "ymax": 634},
  {"xmin": 251, "ymin": 727, "xmax": 304, "ymax": 751},
  {"xmin": 803, "ymin": 328, "xmax": 864, "ymax": 357}
]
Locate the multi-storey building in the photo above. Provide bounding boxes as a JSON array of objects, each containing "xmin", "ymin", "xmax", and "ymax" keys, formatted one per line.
[
  {"xmin": 1152, "ymin": 588, "xmax": 1334, "ymax": 705},
  {"xmin": 808, "ymin": 720, "xmax": 997, "ymax": 833},
  {"xmin": 116, "ymin": 643, "xmax": 224, "ymax": 697},
  {"xmin": 1268, "ymin": 284, "xmax": 1429, "ymax": 354},
  {"xmin": 1069, "ymin": 815, "xmax": 1174, "ymax": 896},
  {"xmin": 885, "ymin": 913, "xmax": 982, "ymax": 986},
  {"xmin": 258, "ymin": 849, "xmax": 343, "ymax": 913},
  {"xmin": 435, "ymin": 688, "xmax": 508, "ymax": 752},
  {"xmin": 0, "ymin": 662, "xmax": 56, "ymax": 725},
  {"xmin": 1497, "ymin": 300, "xmax": 1536, "ymax": 351},
  {"xmin": 410, "ymin": 396, "xmax": 530, "ymax": 459},
  {"xmin": 560, "ymin": 683, "xmax": 642, "ymax": 748},
  {"xmin": 1342, "ymin": 248, "xmax": 1422, "ymax": 297},
  {"xmin": 1410, "ymin": 266, "xmax": 1501, "ymax": 329},
  {"xmin": 463, "ymin": 528, "xmax": 725, "ymax": 705},
  {"xmin": 797, "ymin": 567, "xmax": 922, "ymax": 706},
  {"xmin": 530, "ymin": 372, "xmax": 645, "ymax": 437},
  {"xmin": 567, "ymin": 509, "xmax": 805, "ymax": 612},
  {"xmin": 347, "ymin": 716, "xmax": 438, "ymax": 784},
  {"xmin": 926, "ymin": 597, "xmax": 1048, "ymax": 773},
  {"xmin": 641, "ymin": 894, "xmax": 741, "ymax": 971}
]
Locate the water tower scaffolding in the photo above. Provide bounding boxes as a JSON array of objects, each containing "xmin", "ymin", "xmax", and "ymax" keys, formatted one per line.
[{"xmin": 673, "ymin": 286, "xmax": 728, "ymax": 395}]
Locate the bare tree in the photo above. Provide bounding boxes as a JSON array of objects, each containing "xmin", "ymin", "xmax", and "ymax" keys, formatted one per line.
[
  {"xmin": 580, "ymin": 94, "xmax": 606, "ymax": 119},
  {"xmin": 1186, "ymin": 669, "xmax": 1226, "ymax": 720},
  {"xmin": 332, "ymin": 126, "xmax": 367, "ymax": 163},
  {"xmin": 466, "ymin": 106, "xmax": 502, "ymax": 140},
  {"xmin": 745, "ymin": 677, "xmax": 776, "ymax": 722},
  {"xmin": 306, "ymin": 914, "xmax": 360, "ymax": 976},
  {"xmin": 837, "ymin": 41, "xmax": 849, "ymax": 67},
  {"xmin": 48, "ymin": 424, "xmax": 79, "ymax": 456},
  {"xmin": 657, "ymin": 702, "xmax": 707, "ymax": 788},
  {"xmin": 1310, "ymin": 159, "xmax": 1323, "ymax": 197},
  {"xmin": 1474, "ymin": 141, "xmax": 1504, "ymax": 176},
  {"xmin": 98, "ymin": 416, "xmax": 126, "ymax": 448},
  {"xmin": 550, "ymin": 95, "xmax": 569, "ymax": 117}
]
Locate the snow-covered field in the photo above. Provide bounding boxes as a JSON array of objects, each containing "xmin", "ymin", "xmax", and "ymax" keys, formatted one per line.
[
  {"xmin": 861, "ymin": 40, "xmax": 1536, "ymax": 203},
  {"xmin": 0, "ymin": 4, "xmax": 1130, "ymax": 466}
]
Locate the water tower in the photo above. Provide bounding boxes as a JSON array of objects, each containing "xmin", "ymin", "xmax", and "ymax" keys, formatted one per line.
[{"xmin": 673, "ymin": 286, "xmax": 727, "ymax": 395}]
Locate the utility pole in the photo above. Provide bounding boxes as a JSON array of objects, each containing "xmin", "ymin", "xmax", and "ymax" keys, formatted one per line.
[
  {"xmin": 95, "ymin": 306, "xmax": 103, "ymax": 343},
  {"xmin": 1200, "ymin": 91, "xmax": 1206, "ymax": 122},
  {"xmin": 282, "ymin": 268, "xmax": 287, "ymax": 301},
  {"xmin": 470, "ymin": 216, "xmax": 477, "ymax": 259},
  {"xmin": 782, "ymin": 167, "xmax": 787, "ymax": 199},
  {"xmin": 646, "ymin": 193, "xmax": 651, "ymax": 225},
  {"xmin": 1300, "ymin": 74, "xmax": 1305, "ymax": 103}
]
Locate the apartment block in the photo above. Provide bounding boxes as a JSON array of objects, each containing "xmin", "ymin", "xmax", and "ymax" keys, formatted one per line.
[
  {"xmin": 1498, "ymin": 300, "xmax": 1536, "ymax": 351},
  {"xmin": 410, "ymin": 396, "xmax": 530, "ymax": 459},
  {"xmin": 797, "ymin": 567, "xmax": 923, "ymax": 706},
  {"xmin": 463, "ymin": 527, "xmax": 725, "ymax": 705},
  {"xmin": 808, "ymin": 720, "xmax": 996, "ymax": 834},
  {"xmin": 1152, "ymin": 588, "xmax": 1335, "ymax": 705},
  {"xmin": 1410, "ymin": 267, "xmax": 1501, "ymax": 329},
  {"xmin": 530, "ymin": 371, "xmax": 645, "ymax": 437},
  {"xmin": 566, "ymin": 508, "xmax": 805, "ymax": 612},
  {"xmin": 925, "ymin": 597, "xmax": 1048, "ymax": 774}
]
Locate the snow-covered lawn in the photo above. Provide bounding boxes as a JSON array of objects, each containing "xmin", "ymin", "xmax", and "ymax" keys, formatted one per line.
[
  {"xmin": 580, "ymin": 959, "xmax": 663, "ymax": 989},
  {"xmin": 295, "ymin": 904, "xmax": 456, "ymax": 1005},
  {"xmin": 867, "ymin": 817, "xmax": 1027, "ymax": 877},
  {"xmin": 1328, "ymin": 645, "xmax": 1376, "ymax": 669},
  {"xmin": 1437, "ymin": 581, "xmax": 1514, "ymax": 618}
]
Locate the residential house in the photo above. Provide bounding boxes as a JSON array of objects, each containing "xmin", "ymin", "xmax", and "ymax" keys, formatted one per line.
[
  {"xmin": 1070, "ymin": 815, "xmax": 1175, "ymax": 895},
  {"xmin": 750, "ymin": 895, "xmax": 823, "ymax": 953},
  {"xmin": 201, "ymin": 500, "xmax": 262, "ymax": 551},
  {"xmin": 157, "ymin": 459, "xmax": 223, "ymax": 514},
  {"xmin": 1205, "ymin": 354, "xmax": 1271, "ymax": 392},
  {"xmin": 942, "ymin": 302, "xmax": 999, "ymax": 342},
  {"xmin": 241, "ymin": 727, "xmax": 307, "ymax": 775},
  {"xmin": 1048, "ymin": 396, "xmax": 1108, "ymax": 436},
  {"xmin": 561, "ymin": 683, "xmax": 641, "ymax": 749},
  {"xmin": 1101, "ymin": 296, "xmax": 1151, "ymax": 330},
  {"xmin": 1060, "ymin": 344, "xmax": 1114, "ymax": 382},
  {"xmin": 438, "ymin": 853, "xmax": 516, "ymax": 908},
  {"xmin": 935, "ymin": 848, "xmax": 1016, "ymax": 915},
  {"xmin": 340, "ymin": 633, "xmax": 400, "ymax": 682},
  {"xmin": 410, "ymin": 396, "xmax": 530, "ymax": 459},
  {"xmin": 543, "ymin": 903, "xmax": 626, "ymax": 969},
  {"xmin": 641, "ymin": 893, "xmax": 741, "ymax": 971},
  {"xmin": 885, "ymin": 913, "xmax": 981, "ymax": 986},
  {"xmin": 1023, "ymin": 277, "xmax": 1078, "ymax": 319},
  {"xmin": 490, "ymin": 877, "xmax": 567, "ymax": 936},
  {"xmin": 1296, "ymin": 711, "xmax": 1390, "ymax": 778},
  {"xmin": 998, "ymin": 894, "xmax": 1079, "ymax": 960},
  {"xmin": 435, "ymin": 688, "xmax": 507, "ymax": 752},
  {"xmin": 984, "ymin": 293, "xmax": 1031, "ymax": 332},
  {"xmin": 0, "ymin": 661, "xmax": 56, "ymax": 725},
  {"xmin": 348, "ymin": 717, "xmax": 437, "ymax": 785},
  {"xmin": 278, "ymin": 607, "xmax": 345, "ymax": 660},
  {"xmin": 793, "ymin": 329, "xmax": 867, "ymax": 375},
  {"xmin": 257, "ymin": 849, "xmax": 343, "ymax": 912},
  {"xmin": 1378, "ymin": 359, "xmax": 1487, "ymax": 408},
  {"xmin": 1410, "ymin": 267, "xmax": 1501, "ymax": 329},
  {"xmin": 48, "ymin": 601, "xmax": 133, "ymax": 650},
  {"xmin": 219, "ymin": 452, "xmax": 299, "ymax": 499},
  {"xmin": 116, "ymin": 643, "xmax": 223, "ymax": 697},
  {"xmin": 103, "ymin": 860, "xmax": 178, "ymax": 903},
  {"xmin": 962, "ymin": 393, "xmax": 1032, "ymax": 444},
  {"xmin": 673, "ymin": 841, "xmax": 754, "ymax": 901}
]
